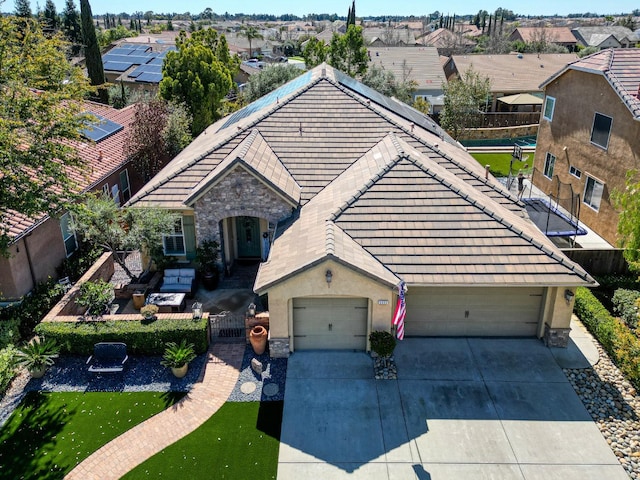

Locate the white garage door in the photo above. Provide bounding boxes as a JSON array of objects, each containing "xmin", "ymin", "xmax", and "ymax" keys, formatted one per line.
[
  {"xmin": 293, "ymin": 297, "xmax": 368, "ymax": 350},
  {"xmin": 404, "ymin": 287, "xmax": 543, "ymax": 337}
]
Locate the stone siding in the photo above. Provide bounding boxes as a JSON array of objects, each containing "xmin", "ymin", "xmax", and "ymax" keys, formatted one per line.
[
  {"xmin": 194, "ymin": 168, "xmax": 295, "ymax": 244},
  {"xmin": 543, "ymin": 322, "xmax": 571, "ymax": 348}
]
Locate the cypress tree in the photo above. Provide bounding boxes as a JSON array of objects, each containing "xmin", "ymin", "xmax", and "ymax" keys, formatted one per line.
[
  {"xmin": 62, "ymin": 0, "xmax": 82, "ymax": 52},
  {"xmin": 351, "ymin": 0, "xmax": 356, "ymax": 25},
  {"xmin": 43, "ymin": 0, "xmax": 58, "ymax": 31},
  {"xmin": 15, "ymin": 0, "xmax": 32, "ymax": 17},
  {"xmin": 80, "ymin": 0, "xmax": 108, "ymax": 104}
]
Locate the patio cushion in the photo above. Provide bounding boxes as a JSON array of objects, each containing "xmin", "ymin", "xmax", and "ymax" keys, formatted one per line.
[
  {"xmin": 177, "ymin": 277, "xmax": 193, "ymax": 285},
  {"xmin": 178, "ymin": 268, "xmax": 196, "ymax": 278},
  {"xmin": 164, "ymin": 269, "xmax": 181, "ymax": 277},
  {"xmin": 163, "ymin": 276, "xmax": 179, "ymax": 285}
]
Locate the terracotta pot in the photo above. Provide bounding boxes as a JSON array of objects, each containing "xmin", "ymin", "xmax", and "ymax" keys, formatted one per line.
[
  {"xmin": 249, "ymin": 325, "xmax": 268, "ymax": 355},
  {"xmin": 171, "ymin": 364, "xmax": 188, "ymax": 378}
]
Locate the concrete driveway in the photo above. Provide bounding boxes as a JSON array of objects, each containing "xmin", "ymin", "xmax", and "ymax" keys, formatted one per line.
[{"xmin": 277, "ymin": 338, "xmax": 628, "ymax": 479}]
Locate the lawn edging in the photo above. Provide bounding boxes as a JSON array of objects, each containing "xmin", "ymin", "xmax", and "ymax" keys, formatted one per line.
[{"xmin": 574, "ymin": 286, "xmax": 640, "ymax": 389}]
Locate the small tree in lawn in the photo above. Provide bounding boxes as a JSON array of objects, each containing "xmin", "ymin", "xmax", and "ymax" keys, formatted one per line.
[
  {"xmin": 440, "ymin": 66, "xmax": 491, "ymax": 140},
  {"xmin": 70, "ymin": 193, "xmax": 178, "ymax": 280}
]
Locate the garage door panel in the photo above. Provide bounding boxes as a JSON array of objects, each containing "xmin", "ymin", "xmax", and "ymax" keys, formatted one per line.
[
  {"xmin": 405, "ymin": 287, "xmax": 542, "ymax": 337},
  {"xmin": 293, "ymin": 297, "xmax": 368, "ymax": 350}
]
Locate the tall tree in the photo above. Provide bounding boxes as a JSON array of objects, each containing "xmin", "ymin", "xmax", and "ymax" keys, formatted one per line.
[
  {"xmin": 440, "ymin": 66, "xmax": 491, "ymax": 140},
  {"xmin": 43, "ymin": 0, "xmax": 58, "ymax": 31},
  {"xmin": 124, "ymin": 99, "xmax": 192, "ymax": 181},
  {"xmin": 612, "ymin": 172, "xmax": 640, "ymax": 272},
  {"xmin": 238, "ymin": 25, "xmax": 263, "ymax": 58},
  {"xmin": 80, "ymin": 0, "xmax": 108, "ymax": 103},
  {"xmin": 0, "ymin": 17, "xmax": 94, "ymax": 255},
  {"xmin": 62, "ymin": 0, "xmax": 82, "ymax": 53},
  {"xmin": 302, "ymin": 36, "xmax": 328, "ymax": 68},
  {"xmin": 15, "ymin": 0, "xmax": 32, "ymax": 18},
  {"xmin": 243, "ymin": 64, "xmax": 305, "ymax": 103},
  {"xmin": 328, "ymin": 25, "xmax": 368, "ymax": 77},
  {"xmin": 160, "ymin": 29, "xmax": 239, "ymax": 136}
]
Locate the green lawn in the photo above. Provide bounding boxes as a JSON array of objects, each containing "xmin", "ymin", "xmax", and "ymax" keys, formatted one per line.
[
  {"xmin": 123, "ymin": 401, "xmax": 283, "ymax": 480},
  {"xmin": 0, "ymin": 391, "xmax": 184, "ymax": 480},
  {"xmin": 470, "ymin": 152, "xmax": 534, "ymax": 177}
]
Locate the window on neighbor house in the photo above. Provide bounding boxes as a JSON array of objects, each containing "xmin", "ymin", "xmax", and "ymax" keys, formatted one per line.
[
  {"xmin": 569, "ymin": 165, "xmax": 582, "ymax": 179},
  {"xmin": 590, "ymin": 112, "xmax": 612, "ymax": 149},
  {"xmin": 584, "ymin": 176, "xmax": 604, "ymax": 211},
  {"xmin": 543, "ymin": 152, "xmax": 556, "ymax": 179},
  {"xmin": 543, "ymin": 96, "xmax": 555, "ymax": 121},
  {"xmin": 163, "ymin": 218, "xmax": 185, "ymax": 255},
  {"xmin": 102, "ymin": 183, "xmax": 109, "ymax": 196},
  {"xmin": 60, "ymin": 212, "xmax": 78, "ymax": 257},
  {"xmin": 111, "ymin": 184, "xmax": 120, "ymax": 207},
  {"xmin": 120, "ymin": 170, "xmax": 131, "ymax": 202}
]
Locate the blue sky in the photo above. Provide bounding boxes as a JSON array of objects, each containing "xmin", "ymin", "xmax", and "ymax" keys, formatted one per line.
[{"xmin": 24, "ymin": 0, "xmax": 639, "ymax": 17}]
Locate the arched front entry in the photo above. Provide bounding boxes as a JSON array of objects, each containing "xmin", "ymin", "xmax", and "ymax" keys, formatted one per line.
[
  {"xmin": 218, "ymin": 216, "xmax": 271, "ymax": 270},
  {"xmin": 235, "ymin": 216, "xmax": 261, "ymax": 259}
]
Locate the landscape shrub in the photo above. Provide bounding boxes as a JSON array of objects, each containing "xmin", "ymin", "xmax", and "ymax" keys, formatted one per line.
[
  {"xmin": 0, "ymin": 345, "xmax": 18, "ymax": 397},
  {"xmin": 612, "ymin": 289, "xmax": 640, "ymax": 329},
  {"xmin": 574, "ymin": 287, "xmax": 640, "ymax": 389},
  {"xmin": 35, "ymin": 318, "xmax": 209, "ymax": 356}
]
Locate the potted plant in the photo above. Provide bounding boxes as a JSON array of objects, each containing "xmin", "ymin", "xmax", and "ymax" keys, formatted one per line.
[
  {"xmin": 195, "ymin": 239, "xmax": 220, "ymax": 290},
  {"xmin": 369, "ymin": 331, "xmax": 396, "ymax": 368},
  {"xmin": 161, "ymin": 340, "xmax": 196, "ymax": 378},
  {"xmin": 249, "ymin": 325, "xmax": 268, "ymax": 355},
  {"xmin": 16, "ymin": 338, "xmax": 60, "ymax": 378},
  {"xmin": 76, "ymin": 279, "xmax": 114, "ymax": 318},
  {"xmin": 140, "ymin": 304, "xmax": 159, "ymax": 320}
]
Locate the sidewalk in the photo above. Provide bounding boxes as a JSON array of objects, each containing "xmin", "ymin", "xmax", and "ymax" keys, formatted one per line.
[{"xmin": 65, "ymin": 342, "xmax": 244, "ymax": 480}]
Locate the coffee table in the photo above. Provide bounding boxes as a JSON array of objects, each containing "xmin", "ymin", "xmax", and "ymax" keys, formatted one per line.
[{"xmin": 146, "ymin": 293, "xmax": 186, "ymax": 313}]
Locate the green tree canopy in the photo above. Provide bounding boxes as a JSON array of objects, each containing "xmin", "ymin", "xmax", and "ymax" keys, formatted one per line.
[
  {"xmin": 303, "ymin": 24, "xmax": 368, "ymax": 78},
  {"xmin": 0, "ymin": 16, "xmax": 94, "ymax": 255},
  {"xmin": 70, "ymin": 193, "xmax": 178, "ymax": 279},
  {"xmin": 243, "ymin": 64, "xmax": 304, "ymax": 103},
  {"xmin": 80, "ymin": 0, "xmax": 107, "ymax": 103},
  {"xmin": 43, "ymin": 0, "xmax": 58, "ymax": 31},
  {"xmin": 440, "ymin": 66, "xmax": 491, "ymax": 140},
  {"xmin": 14, "ymin": 0, "xmax": 32, "ymax": 18},
  {"xmin": 612, "ymin": 171, "xmax": 640, "ymax": 272},
  {"xmin": 160, "ymin": 29, "xmax": 239, "ymax": 136},
  {"xmin": 62, "ymin": 0, "xmax": 82, "ymax": 51},
  {"xmin": 361, "ymin": 64, "xmax": 416, "ymax": 104}
]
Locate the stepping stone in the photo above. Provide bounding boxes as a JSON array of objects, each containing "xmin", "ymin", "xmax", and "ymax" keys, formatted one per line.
[
  {"xmin": 263, "ymin": 383, "xmax": 279, "ymax": 397},
  {"xmin": 240, "ymin": 382, "xmax": 257, "ymax": 394}
]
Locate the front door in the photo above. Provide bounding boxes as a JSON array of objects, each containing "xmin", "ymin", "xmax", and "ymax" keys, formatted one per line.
[{"xmin": 235, "ymin": 216, "xmax": 261, "ymax": 258}]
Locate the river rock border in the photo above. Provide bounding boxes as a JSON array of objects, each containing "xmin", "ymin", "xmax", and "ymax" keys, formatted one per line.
[{"xmin": 565, "ymin": 342, "xmax": 640, "ymax": 479}]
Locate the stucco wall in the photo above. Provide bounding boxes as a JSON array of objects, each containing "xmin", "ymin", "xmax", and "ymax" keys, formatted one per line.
[
  {"xmin": 193, "ymin": 168, "xmax": 295, "ymax": 247},
  {"xmin": 534, "ymin": 69, "xmax": 640, "ymax": 246},
  {"xmin": 264, "ymin": 259, "xmax": 394, "ymax": 351}
]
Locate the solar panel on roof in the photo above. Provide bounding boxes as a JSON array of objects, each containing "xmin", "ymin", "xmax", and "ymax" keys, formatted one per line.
[
  {"xmin": 80, "ymin": 113, "xmax": 124, "ymax": 143},
  {"xmin": 334, "ymin": 69, "xmax": 447, "ymax": 140},
  {"xmin": 129, "ymin": 63, "xmax": 162, "ymax": 79},
  {"xmin": 219, "ymin": 71, "xmax": 314, "ymax": 131},
  {"xmin": 103, "ymin": 61, "xmax": 133, "ymax": 72},
  {"xmin": 149, "ymin": 57, "xmax": 165, "ymax": 65},
  {"xmin": 136, "ymin": 72, "xmax": 163, "ymax": 83}
]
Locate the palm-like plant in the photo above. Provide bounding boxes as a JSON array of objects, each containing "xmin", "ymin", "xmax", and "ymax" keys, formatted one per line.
[
  {"xmin": 16, "ymin": 338, "xmax": 60, "ymax": 376},
  {"xmin": 238, "ymin": 25, "xmax": 264, "ymax": 59}
]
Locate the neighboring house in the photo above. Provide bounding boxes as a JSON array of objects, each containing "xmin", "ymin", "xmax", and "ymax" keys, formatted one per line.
[
  {"xmin": 128, "ymin": 63, "xmax": 594, "ymax": 356},
  {"xmin": 571, "ymin": 26, "xmax": 638, "ymax": 49},
  {"xmin": 416, "ymin": 28, "xmax": 476, "ymax": 56},
  {"xmin": 533, "ymin": 48, "xmax": 640, "ymax": 247},
  {"xmin": 102, "ymin": 42, "xmax": 177, "ymax": 94},
  {"xmin": 0, "ymin": 103, "xmax": 141, "ymax": 302},
  {"xmin": 509, "ymin": 27, "xmax": 578, "ymax": 51},
  {"xmin": 444, "ymin": 53, "xmax": 579, "ymax": 112},
  {"xmin": 366, "ymin": 46, "xmax": 447, "ymax": 113}
]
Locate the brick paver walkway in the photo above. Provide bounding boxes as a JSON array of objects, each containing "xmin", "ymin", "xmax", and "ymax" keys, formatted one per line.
[{"xmin": 65, "ymin": 342, "xmax": 245, "ymax": 480}]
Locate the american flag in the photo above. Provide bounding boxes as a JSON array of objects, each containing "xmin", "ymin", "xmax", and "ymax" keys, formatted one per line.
[{"xmin": 392, "ymin": 281, "xmax": 407, "ymax": 340}]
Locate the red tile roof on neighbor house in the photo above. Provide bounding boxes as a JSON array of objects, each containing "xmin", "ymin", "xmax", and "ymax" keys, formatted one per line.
[
  {"xmin": 4, "ymin": 102, "xmax": 136, "ymax": 242},
  {"xmin": 541, "ymin": 48, "xmax": 640, "ymax": 120}
]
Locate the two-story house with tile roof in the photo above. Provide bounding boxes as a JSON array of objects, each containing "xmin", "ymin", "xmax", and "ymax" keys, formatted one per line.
[
  {"xmin": 128, "ymin": 64, "xmax": 595, "ymax": 356},
  {"xmin": 533, "ymin": 48, "xmax": 640, "ymax": 247},
  {"xmin": 0, "ymin": 102, "xmax": 143, "ymax": 302}
]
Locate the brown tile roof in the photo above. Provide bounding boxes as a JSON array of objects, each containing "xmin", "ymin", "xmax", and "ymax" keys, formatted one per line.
[
  {"xmin": 417, "ymin": 29, "xmax": 476, "ymax": 48},
  {"xmin": 255, "ymin": 133, "xmax": 594, "ymax": 290},
  {"xmin": 449, "ymin": 53, "xmax": 579, "ymax": 93},
  {"xmin": 366, "ymin": 47, "xmax": 447, "ymax": 90},
  {"xmin": 510, "ymin": 27, "xmax": 577, "ymax": 44},
  {"xmin": 541, "ymin": 48, "xmax": 640, "ymax": 120},
  {"xmin": 4, "ymin": 102, "xmax": 136, "ymax": 242}
]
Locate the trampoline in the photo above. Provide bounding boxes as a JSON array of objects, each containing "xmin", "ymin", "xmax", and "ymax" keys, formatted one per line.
[{"xmin": 522, "ymin": 198, "xmax": 587, "ymax": 237}]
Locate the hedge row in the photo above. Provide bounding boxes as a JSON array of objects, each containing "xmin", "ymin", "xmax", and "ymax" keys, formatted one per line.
[
  {"xmin": 35, "ymin": 318, "xmax": 209, "ymax": 356},
  {"xmin": 574, "ymin": 287, "xmax": 640, "ymax": 389}
]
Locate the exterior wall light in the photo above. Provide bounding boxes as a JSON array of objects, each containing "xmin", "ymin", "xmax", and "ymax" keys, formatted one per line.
[
  {"xmin": 247, "ymin": 303, "xmax": 256, "ymax": 317},
  {"xmin": 564, "ymin": 289, "xmax": 575, "ymax": 305},
  {"xmin": 325, "ymin": 269, "xmax": 333, "ymax": 286},
  {"xmin": 192, "ymin": 302, "xmax": 203, "ymax": 320}
]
